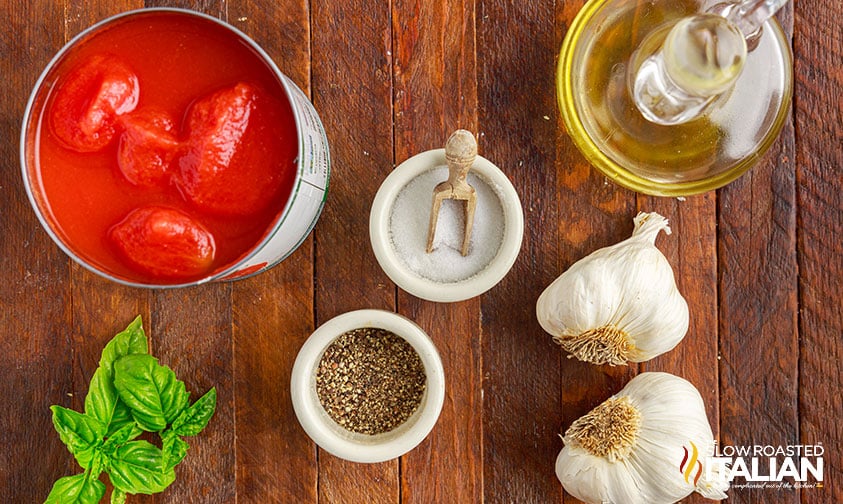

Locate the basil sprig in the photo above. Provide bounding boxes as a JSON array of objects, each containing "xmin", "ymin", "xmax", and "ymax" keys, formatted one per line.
[{"xmin": 46, "ymin": 316, "xmax": 217, "ymax": 504}]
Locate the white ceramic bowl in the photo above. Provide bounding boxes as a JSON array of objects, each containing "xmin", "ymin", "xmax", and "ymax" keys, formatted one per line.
[
  {"xmin": 290, "ymin": 309, "xmax": 445, "ymax": 463},
  {"xmin": 369, "ymin": 149, "xmax": 524, "ymax": 302}
]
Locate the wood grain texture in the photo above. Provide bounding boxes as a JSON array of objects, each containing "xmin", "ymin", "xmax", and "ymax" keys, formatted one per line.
[
  {"xmin": 718, "ymin": 7, "xmax": 799, "ymax": 504},
  {"xmin": 794, "ymin": 1, "xmax": 843, "ymax": 503},
  {"xmin": 0, "ymin": 1, "xmax": 73, "ymax": 501},
  {"xmin": 152, "ymin": 286, "xmax": 235, "ymax": 504},
  {"xmin": 232, "ymin": 261, "xmax": 318, "ymax": 502},
  {"xmin": 1, "ymin": 0, "xmax": 840, "ymax": 503},
  {"xmin": 638, "ymin": 194, "xmax": 719, "ymax": 504},
  {"xmin": 393, "ymin": 1, "xmax": 482, "ymax": 502},
  {"xmin": 552, "ymin": 3, "xmax": 641, "ymax": 504},
  {"xmin": 68, "ymin": 267, "xmax": 151, "ymax": 418},
  {"xmin": 60, "ymin": 3, "xmax": 153, "ymax": 500},
  {"xmin": 125, "ymin": 1, "xmax": 239, "ymax": 500},
  {"xmin": 310, "ymin": 0, "xmax": 399, "ymax": 501},
  {"xmin": 477, "ymin": 1, "xmax": 568, "ymax": 502},
  {"xmin": 144, "ymin": 0, "xmax": 225, "ymax": 18},
  {"xmin": 228, "ymin": 1, "xmax": 318, "ymax": 502}
]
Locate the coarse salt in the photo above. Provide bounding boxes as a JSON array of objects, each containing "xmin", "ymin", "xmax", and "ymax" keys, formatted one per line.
[{"xmin": 388, "ymin": 166, "xmax": 505, "ymax": 283}]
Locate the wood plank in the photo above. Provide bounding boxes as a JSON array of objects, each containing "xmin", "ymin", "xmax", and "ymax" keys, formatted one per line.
[
  {"xmin": 228, "ymin": 0, "xmax": 319, "ymax": 501},
  {"xmin": 69, "ymin": 266, "xmax": 151, "ymax": 398},
  {"xmin": 15, "ymin": 1, "xmax": 154, "ymax": 500},
  {"xmin": 0, "ymin": 3, "xmax": 72, "ymax": 501},
  {"xmin": 392, "ymin": 0, "xmax": 478, "ymax": 148},
  {"xmin": 717, "ymin": 6, "xmax": 799, "ymax": 503},
  {"xmin": 142, "ymin": 4, "xmax": 236, "ymax": 503},
  {"xmin": 231, "ymin": 261, "xmax": 318, "ymax": 501},
  {"xmin": 794, "ymin": 0, "xmax": 843, "ymax": 502},
  {"xmin": 551, "ymin": 2, "xmax": 640, "ymax": 504},
  {"xmin": 476, "ymin": 1, "xmax": 597, "ymax": 501},
  {"xmin": 0, "ymin": 1, "xmax": 839, "ymax": 503},
  {"xmin": 61, "ymin": 0, "xmax": 150, "ymax": 476},
  {"xmin": 152, "ymin": 285, "xmax": 235, "ymax": 504},
  {"xmin": 717, "ymin": 155, "xmax": 799, "ymax": 504},
  {"xmin": 144, "ymin": 0, "xmax": 225, "ymax": 17},
  {"xmin": 310, "ymin": 0, "xmax": 399, "ymax": 500},
  {"xmin": 638, "ymin": 194, "xmax": 719, "ymax": 504},
  {"xmin": 554, "ymin": 209, "xmax": 637, "ymax": 504},
  {"xmin": 391, "ymin": 0, "xmax": 482, "ymax": 502}
]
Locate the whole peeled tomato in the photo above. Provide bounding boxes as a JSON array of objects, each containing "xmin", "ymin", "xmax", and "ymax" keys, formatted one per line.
[
  {"xmin": 109, "ymin": 206, "xmax": 216, "ymax": 279},
  {"xmin": 117, "ymin": 109, "xmax": 181, "ymax": 186},
  {"xmin": 50, "ymin": 54, "xmax": 140, "ymax": 152},
  {"xmin": 177, "ymin": 82, "xmax": 295, "ymax": 216}
]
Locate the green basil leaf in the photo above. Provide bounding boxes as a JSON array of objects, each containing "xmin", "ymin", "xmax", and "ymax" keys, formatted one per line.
[
  {"xmin": 106, "ymin": 400, "xmax": 135, "ymax": 437},
  {"xmin": 93, "ymin": 316, "xmax": 148, "ymax": 437},
  {"xmin": 50, "ymin": 406, "xmax": 105, "ymax": 468},
  {"xmin": 88, "ymin": 450, "xmax": 107, "ymax": 478},
  {"xmin": 84, "ymin": 365, "xmax": 135, "ymax": 437},
  {"xmin": 83, "ymin": 368, "xmax": 119, "ymax": 428},
  {"xmin": 74, "ymin": 446, "xmax": 97, "ymax": 471},
  {"xmin": 100, "ymin": 316, "xmax": 147, "ymax": 376},
  {"xmin": 161, "ymin": 433, "xmax": 190, "ymax": 472},
  {"xmin": 110, "ymin": 488, "xmax": 127, "ymax": 504},
  {"xmin": 107, "ymin": 440, "xmax": 176, "ymax": 494},
  {"xmin": 172, "ymin": 387, "xmax": 217, "ymax": 437},
  {"xmin": 102, "ymin": 422, "xmax": 143, "ymax": 454},
  {"xmin": 44, "ymin": 473, "xmax": 105, "ymax": 504},
  {"xmin": 113, "ymin": 354, "xmax": 189, "ymax": 432}
]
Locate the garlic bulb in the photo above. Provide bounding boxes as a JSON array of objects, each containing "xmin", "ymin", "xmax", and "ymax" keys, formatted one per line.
[
  {"xmin": 556, "ymin": 372, "xmax": 729, "ymax": 504},
  {"xmin": 536, "ymin": 212, "xmax": 689, "ymax": 365}
]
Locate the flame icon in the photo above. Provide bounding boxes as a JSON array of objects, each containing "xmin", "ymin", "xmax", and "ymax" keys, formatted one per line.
[{"xmin": 680, "ymin": 441, "xmax": 703, "ymax": 485}]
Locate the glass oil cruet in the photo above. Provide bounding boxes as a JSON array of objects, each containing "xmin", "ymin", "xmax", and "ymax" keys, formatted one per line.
[{"xmin": 556, "ymin": 0, "xmax": 793, "ymax": 196}]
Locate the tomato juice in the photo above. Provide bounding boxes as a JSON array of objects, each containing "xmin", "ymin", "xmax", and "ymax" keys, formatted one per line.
[{"xmin": 24, "ymin": 9, "xmax": 304, "ymax": 285}]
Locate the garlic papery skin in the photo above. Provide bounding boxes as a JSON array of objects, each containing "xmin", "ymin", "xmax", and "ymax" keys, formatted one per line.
[
  {"xmin": 556, "ymin": 372, "xmax": 729, "ymax": 504},
  {"xmin": 536, "ymin": 212, "xmax": 689, "ymax": 365}
]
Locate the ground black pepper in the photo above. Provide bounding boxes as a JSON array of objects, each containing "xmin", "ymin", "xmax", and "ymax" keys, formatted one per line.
[{"xmin": 315, "ymin": 327, "xmax": 427, "ymax": 435}]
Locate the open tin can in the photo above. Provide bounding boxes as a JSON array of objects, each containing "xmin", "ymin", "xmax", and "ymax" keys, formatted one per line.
[{"xmin": 20, "ymin": 8, "xmax": 330, "ymax": 287}]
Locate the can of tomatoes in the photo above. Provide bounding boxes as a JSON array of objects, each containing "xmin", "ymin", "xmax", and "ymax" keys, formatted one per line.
[{"xmin": 21, "ymin": 8, "xmax": 329, "ymax": 287}]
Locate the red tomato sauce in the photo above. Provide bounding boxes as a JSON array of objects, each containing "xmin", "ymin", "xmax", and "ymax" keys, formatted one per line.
[{"xmin": 29, "ymin": 10, "xmax": 298, "ymax": 284}]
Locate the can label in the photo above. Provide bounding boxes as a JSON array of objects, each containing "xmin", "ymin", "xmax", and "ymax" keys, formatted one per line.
[{"xmin": 218, "ymin": 77, "xmax": 330, "ymax": 281}]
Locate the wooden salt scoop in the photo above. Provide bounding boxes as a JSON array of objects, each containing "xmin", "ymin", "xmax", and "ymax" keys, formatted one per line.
[{"xmin": 426, "ymin": 129, "xmax": 477, "ymax": 256}]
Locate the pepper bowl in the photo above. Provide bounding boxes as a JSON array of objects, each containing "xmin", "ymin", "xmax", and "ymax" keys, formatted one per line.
[{"xmin": 290, "ymin": 309, "xmax": 445, "ymax": 463}]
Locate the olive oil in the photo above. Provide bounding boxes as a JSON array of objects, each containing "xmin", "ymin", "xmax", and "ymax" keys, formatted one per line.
[
  {"xmin": 559, "ymin": 0, "xmax": 792, "ymax": 194},
  {"xmin": 572, "ymin": 0, "xmax": 723, "ymax": 182}
]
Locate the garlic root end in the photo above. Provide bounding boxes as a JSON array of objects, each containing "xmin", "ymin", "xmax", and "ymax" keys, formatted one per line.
[
  {"xmin": 564, "ymin": 396, "xmax": 641, "ymax": 462},
  {"xmin": 553, "ymin": 325, "xmax": 635, "ymax": 366}
]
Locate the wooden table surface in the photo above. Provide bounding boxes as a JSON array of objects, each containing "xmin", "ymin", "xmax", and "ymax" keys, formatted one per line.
[{"xmin": 2, "ymin": 0, "xmax": 840, "ymax": 503}]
